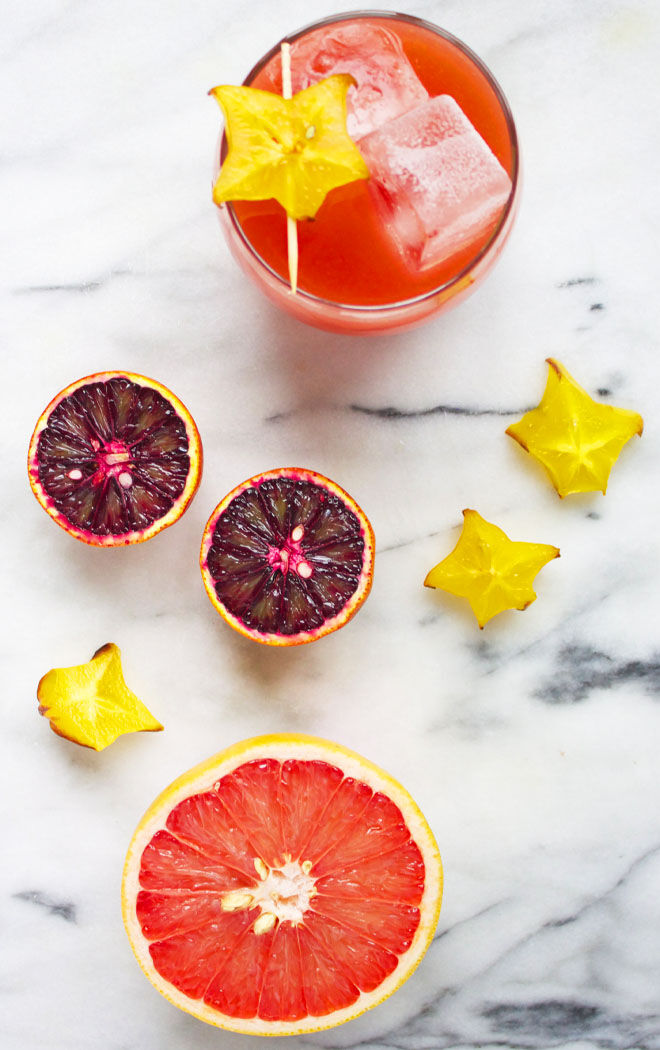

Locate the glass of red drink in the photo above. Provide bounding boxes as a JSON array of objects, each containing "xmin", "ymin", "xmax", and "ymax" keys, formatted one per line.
[{"xmin": 215, "ymin": 11, "xmax": 520, "ymax": 335}]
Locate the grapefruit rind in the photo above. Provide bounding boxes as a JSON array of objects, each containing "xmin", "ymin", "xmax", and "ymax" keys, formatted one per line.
[
  {"xmin": 121, "ymin": 734, "xmax": 442, "ymax": 1036},
  {"xmin": 27, "ymin": 371, "xmax": 203, "ymax": 547},
  {"xmin": 199, "ymin": 468, "xmax": 375, "ymax": 646}
]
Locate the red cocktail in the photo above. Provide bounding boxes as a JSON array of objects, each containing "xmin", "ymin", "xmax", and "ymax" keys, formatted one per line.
[{"xmin": 216, "ymin": 12, "xmax": 519, "ymax": 334}]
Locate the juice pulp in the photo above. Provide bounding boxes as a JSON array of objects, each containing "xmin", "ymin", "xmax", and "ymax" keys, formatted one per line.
[{"xmin": 229, "ymin": 15, "xmax": 518, "ymax": 309}]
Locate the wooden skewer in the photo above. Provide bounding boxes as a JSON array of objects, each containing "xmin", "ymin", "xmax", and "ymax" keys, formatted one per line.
[{"xmin": 281, "ymin": 41, "xmax": 298, "ymax": 295}]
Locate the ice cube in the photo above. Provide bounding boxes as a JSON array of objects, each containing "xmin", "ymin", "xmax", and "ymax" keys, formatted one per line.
[
  {"xmin": 288, "ymin": 22, "xmax": 429, "ymax": 140},
  {"xmin": 358, "ymin": 95, "xmax": 513, "ymax": 271}
]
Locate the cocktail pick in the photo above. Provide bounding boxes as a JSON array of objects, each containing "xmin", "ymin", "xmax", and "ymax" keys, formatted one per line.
[{"xmin": 280, "ymin": 42, "xmax": 298, "ymax": 294}]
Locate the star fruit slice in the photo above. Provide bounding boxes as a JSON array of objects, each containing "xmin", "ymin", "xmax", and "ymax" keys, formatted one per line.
[
  {"xmin": 37, "ymin": 643, "xmax": 163, "ymax": 751},
  {"xmin": 424, "ymin": 509, "xmax": 559, "ymax": 629},
  {"xmin": 506, "ymin": 359, "xmax": 643, "ymax": 497},
  {"xmin": 210, "ymin": 74, "xmax": 369, "ymax": 221}
]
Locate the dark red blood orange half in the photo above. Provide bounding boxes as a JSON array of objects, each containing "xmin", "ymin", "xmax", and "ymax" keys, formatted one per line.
[
  {"xmin": 200, "ymin": 468, "xmax": 375, "ymax": 645},
  {"xmin": 121, "ymin": 734, "xmax": 443, "ymax": 1035},
  {"xmin": 27, "ymin": 372, "xmax": 202, "ymax": 546}
]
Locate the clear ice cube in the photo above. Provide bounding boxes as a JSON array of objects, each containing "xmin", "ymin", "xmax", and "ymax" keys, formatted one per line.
[
  {"xmin": 288, "ymin": 22, "xmax": 429, "ymax": 140},
  {"xmin": 359, "ymin": 95, "xmax": 513, "ymax": 271}
]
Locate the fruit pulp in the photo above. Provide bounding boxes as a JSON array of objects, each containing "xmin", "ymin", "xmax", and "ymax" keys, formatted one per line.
[
  {"xmin": 122, "ymin": 736, "xmax": 442, "ymax": 1035},
  {"xmin": 200, "ymin": 468, "xmax": 374, "ymax": 646},
  {"xmin": 205, "ymin": 477, "xmax": 366, "ymax": 635},
  {"xmin": 28, "ymin": 373, "xmax": 202, "ymax": 546},
  {"xmin": 137, "ymin": 757, "xmax": 425, "ymax": 1020},
  {"xmin": 221, "ymin": 12, "xmax": 519, "ymax": 334}
]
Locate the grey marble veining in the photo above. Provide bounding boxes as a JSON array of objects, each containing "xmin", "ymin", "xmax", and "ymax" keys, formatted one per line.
[{"xmin": 3, "ymin": 1, "xmax": 660, "ymax": 1048}]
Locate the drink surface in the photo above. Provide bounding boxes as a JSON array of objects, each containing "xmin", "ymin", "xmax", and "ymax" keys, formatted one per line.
[{"xmin": 230, "ymin": 16, "xmax": 516, "ymax": 308}]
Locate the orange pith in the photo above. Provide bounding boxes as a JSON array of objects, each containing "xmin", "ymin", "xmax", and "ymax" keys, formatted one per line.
[
  {"xmin": 122, "ymin": 734, "xmax": 442, "ymax": 1036},
  {"xmin": 200, "ymin": 468, "xmax": 375, "ymax": 645},
  {"xmin": 27, "ymin": 371, "xmax": 203, "ymax": 547}
]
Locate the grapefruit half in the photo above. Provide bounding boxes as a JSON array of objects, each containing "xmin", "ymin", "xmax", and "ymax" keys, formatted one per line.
[
  {"xmin": 200, "ymin": 468, "xmax": 375, "ymax": 645},
  {"xmin": 28, "ymin": 371, "xmax": 202, "ymax": 546},
  {"xmin": 122, "ymin": 734, "xmax": 442, "ymax": 1035}
]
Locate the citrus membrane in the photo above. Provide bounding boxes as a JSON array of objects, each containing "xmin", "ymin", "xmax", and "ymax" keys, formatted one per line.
[
  {"xmin": 200, "ymin": 468, "xmax": 375, "ymax": 645},
  {"xmin": 122, "ymin": 734, "xmax": 442, "ymax": 1035},
  {"xmin": 27, "ymin": 372, "xmax": 202, "ymax": 546},
  {"xmin": 37, "ymin": 642, "xmax": 162, "ymax": 751}
]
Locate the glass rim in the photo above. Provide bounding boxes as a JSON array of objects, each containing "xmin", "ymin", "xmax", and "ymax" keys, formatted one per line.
[{"xmin": 222, "ymin": 9, "xmax": 520, "ymax": 314}]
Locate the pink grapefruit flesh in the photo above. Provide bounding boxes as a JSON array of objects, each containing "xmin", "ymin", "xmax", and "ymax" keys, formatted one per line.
[{"xmin": 122, "ymin": 735, "xmax": 442, "ymax": 1035}]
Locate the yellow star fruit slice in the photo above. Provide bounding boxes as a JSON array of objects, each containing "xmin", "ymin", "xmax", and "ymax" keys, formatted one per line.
[
  {"xmin": 424, "ymin": 509, "xmax": 559, "ymax": 629},
  {"xmin": 37, "ymin": 643, "xmax": 163, "ymax": 751},
  {"xmin": 506, "ymin": 359, "xmax": 643, "ymax": 497},
  {"xmin": 210, "ymin": 75, "xmax": 369, "ymax": 221}
]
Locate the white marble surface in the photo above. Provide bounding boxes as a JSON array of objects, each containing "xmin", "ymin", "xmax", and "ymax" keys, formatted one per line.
[{"xmin": 4, "ymin": 1, "xmax": 660, "ymax": 1048}]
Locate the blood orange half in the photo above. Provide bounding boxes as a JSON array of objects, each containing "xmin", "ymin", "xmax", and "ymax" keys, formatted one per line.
[
  {"xmin": 200, "ymin": 468, "xmax": 375, "ymax": 645},
  {"xmin": 27, "ymin": 372, "xmax": 202, "ymax": 547},
  {"xmin": 122, "ymin": 734, "xmax": 442, "ymax": 1035}
]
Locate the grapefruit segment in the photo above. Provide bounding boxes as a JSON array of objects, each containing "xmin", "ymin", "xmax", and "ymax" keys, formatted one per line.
[
  {"xmin": 278, "ymin": 758, "xmax": 344, "ymax": 859},
  {"xmin": 297, "ymin": 775, "xmax": 373, "ymax": 863},
  {"xmin": 149, "ymin": 910, "xmax": 254, "ymax": 999},
  {"xmin": 139, "ymin": 830, "xmax": 247, "ymax": 893},
  {"xmin": 311, "ymin": 790, "xmax": 412, "ymax": 874},
  {"xmin": 122, "ymin": 735, "xmax": 442, "ymax": 1035},
  {"xmin": 165, "ymin": 794, "xmax": 257, "ymax": 881},
  {"xmin": 302, "ymin": 911, "xmax": 398, "ymax": 993},
  {"xmin": 28, "ymin": 372, "xmax": 202, "ymax": 546},
  {"xmin": 203, "ymin": 921, "xmax": 275, "ymax": 1018},
  {"xmin": 257, "ymin": 923, "xmax": 308, "ymax": 1022},
  {"xmin": 309, "ymin": 895, "xmax": 421, "ymax": 953},
  {"xmin": 316, "ymin": 839, "xmax": 426, "ymax": 902},
  {"xmin": 296, "ymin": 923, "xmax": 360, "ymax": 1015},
  {"xmin": 213, "ymin": 758, "xmax": 286, "ymax": 866},
  {"xmin": 136, "ymin": 889, "xmax": 229, "ymax": 940},
  {"xmin": 200, "ymin": 469, "xmax": 375, "ymax": 645}
]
